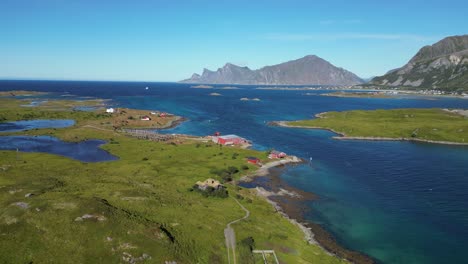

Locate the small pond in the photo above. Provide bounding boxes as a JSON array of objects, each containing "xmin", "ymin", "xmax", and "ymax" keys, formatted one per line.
[
  {"xmin": 0, "ymin": 136, "xmax": 118, "ymax": 162},
  {"xmin": 0, "ymin": 119, "xmax": 75, "ymax": 132}
]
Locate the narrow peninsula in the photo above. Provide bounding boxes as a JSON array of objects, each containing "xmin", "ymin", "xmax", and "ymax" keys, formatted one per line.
[{"xmin": 273, "ymin": 108, "xmax": 468, "ymax": 145}]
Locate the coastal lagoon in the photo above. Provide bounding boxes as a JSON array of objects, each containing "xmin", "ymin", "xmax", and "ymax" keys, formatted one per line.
[
  {"xmin": 0, "ymin": 135, "xmax": 118, "ymax": 162},
  {"xmin": 1, "ymin": 80, "xmax": 468, "ymax": 263}
]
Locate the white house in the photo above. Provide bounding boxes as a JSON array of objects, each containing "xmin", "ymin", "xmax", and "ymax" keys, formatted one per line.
[{"xmin": 106, "ymin": 108, "xmax": 115, "ymax": 113}]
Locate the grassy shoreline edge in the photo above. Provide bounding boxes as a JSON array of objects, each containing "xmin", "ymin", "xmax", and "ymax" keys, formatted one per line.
[{"xmin": 271, "ymin": 109, "xmax": 468, "ymax": 146}]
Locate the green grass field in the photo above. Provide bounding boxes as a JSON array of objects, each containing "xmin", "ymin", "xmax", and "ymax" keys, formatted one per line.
[
  {"xmin": 0, "ymin": 97, "xmax": 345, "ymax": 263},
  {"xmin": 285, "ymin": 108, "xmax": 468, "ymax": 143}
]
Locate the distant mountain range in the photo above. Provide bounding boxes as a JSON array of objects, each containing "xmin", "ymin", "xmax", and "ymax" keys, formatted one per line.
[
  {"xmin": 371, "ymin": 35, "xmax": 468, "ymax": 91},
  {"xmin": 180, "ymin": 55, "xmax": 363, "ymax": 85}
]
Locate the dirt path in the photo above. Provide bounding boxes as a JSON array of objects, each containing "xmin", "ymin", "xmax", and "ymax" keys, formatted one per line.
[
  {"xmin": 225, "ymin": 198, "xmax": 250, "ymax": 264},
  {"xmin": 81, "ymin": 125, "xmax": 115, "ymax": 132}
]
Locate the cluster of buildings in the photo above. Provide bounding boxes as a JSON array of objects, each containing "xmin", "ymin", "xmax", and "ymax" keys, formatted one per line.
[
  {"xmin": 246, "ymin": 150, "xmax": 286, "ymax": 166},
  {"xmin": 210, "ymin": 132, "xmax": 287, "ymax": 159},
  {"xmin": 105, "ymin": 107, "xmax": 171, "ymax": 121},
  {"xmin": 141, "ymin": 112, "xmax": 170, "ymax": 121},
  {"xmin": 194, "ymin": 132, "xmax": 289, "ymax": 188},
  {"xmin": 413, "ymin": 89, "xmax": 468, "ymax": 97}
]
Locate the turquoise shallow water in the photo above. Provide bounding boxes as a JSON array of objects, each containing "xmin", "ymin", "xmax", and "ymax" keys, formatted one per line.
[{"xmin": 1, "ymin": 80, "xmax": 468, "ymax": 263}]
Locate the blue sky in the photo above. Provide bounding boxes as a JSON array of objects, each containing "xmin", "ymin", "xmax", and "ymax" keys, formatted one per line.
[{"xmin": 2, "ymin": 0, "xmax": 468, "ymax": 81}]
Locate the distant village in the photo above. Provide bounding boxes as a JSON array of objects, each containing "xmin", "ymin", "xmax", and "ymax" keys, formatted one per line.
[{"xmin": 352, "ymin": 86, "xmax": 468, "ymax": 97}]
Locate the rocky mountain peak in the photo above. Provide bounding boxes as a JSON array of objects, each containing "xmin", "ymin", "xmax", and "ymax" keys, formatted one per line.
[
  {"xmin": 409, "ymin": 35, "xmax": 468, "ymax": 63},
  {"xmin": 370, "ymin": 35, "xmax": 468, "ymax": 91},
  {"xmin": 181, "ymin": 55, "xmax": 363, "ymax": 85}
]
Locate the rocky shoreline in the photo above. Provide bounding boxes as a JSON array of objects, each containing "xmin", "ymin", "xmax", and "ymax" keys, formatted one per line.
[
  {"xmin": 240, "ymin": 155, "xmax": 303, "ymax": 180},
  {"xmin": 255, "ymin": 186, "xmax": 319, "ymax": 245},
  {"xmin": 161, "ymin": 116, "xmax": 187, "ymax": 129},
  {"xmin": 240, "ymin": 159, "xmax": 375, "ymax": 264}
]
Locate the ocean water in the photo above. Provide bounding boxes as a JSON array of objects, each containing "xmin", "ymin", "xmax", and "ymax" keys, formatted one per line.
[{"xmin": 1, "ymin": 80, "xmax": 468, "ymax": 263}]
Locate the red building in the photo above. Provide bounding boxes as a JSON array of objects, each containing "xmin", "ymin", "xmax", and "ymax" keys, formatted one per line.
[
  {"xmin": 212, "ymin": 134, "xmax": 246, "ymax": 145},
  {"xmin": 268, "ymin": 150, "xmax": 287, "ymax": 159},
  {"xmin": 247, "ymin": 157, "xmax": 261, "ymax": 165}
]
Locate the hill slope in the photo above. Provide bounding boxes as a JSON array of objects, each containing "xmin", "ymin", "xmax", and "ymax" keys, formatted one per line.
[
  {"xmin": 371, "ymin": 35, "xmax": 468, "ymax": 91},
  {"xmin": 181, "ymin": 55, "xmax": 363, "ymax": 85}
]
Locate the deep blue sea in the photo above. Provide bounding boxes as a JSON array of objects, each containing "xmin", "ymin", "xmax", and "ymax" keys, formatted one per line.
[{"xmin": 1, "ymin": 80, "xmax": 468, "ymax": 264}]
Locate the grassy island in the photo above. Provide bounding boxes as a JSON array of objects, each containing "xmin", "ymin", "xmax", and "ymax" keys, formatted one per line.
[
  {"xmin": 279, "ymin": 108, "xmax": 468, "ymax": 145},
  {"xmin": 0, "ymin": 96, "xmax": 345, "ymax": 263}
]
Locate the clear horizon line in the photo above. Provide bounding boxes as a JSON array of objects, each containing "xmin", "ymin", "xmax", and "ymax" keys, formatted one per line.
[{"xmin": 0, "ymin": 77, "xmax": 178, "ymax": 83}]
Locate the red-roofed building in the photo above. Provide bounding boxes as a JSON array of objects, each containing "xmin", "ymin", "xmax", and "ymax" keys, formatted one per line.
[
  {"xmin": 247, "ymin": 157, "xmax": 261, "ymax": 165},
  {"xmin": 268, "ymin": 150, "xmax": 286, "ymax": 159},
  {"xmin": 212, "ymin": 134, "xmax": 247, "ymax": 145}
]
